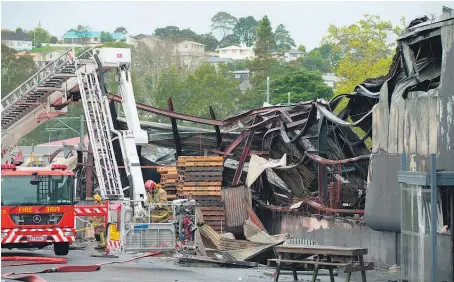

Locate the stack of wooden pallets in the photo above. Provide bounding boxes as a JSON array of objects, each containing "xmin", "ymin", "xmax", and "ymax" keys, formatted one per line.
[
  {"xmin": 177, "ymin": 156, "xmax": 226, "ymax": 232},
  {"xmin": 176, "ymin": 156, "xmax": 223, "ymax": 200},
  {"xmin": 157, "ymin": 166, "xmax": 178, "ymax": 200}
]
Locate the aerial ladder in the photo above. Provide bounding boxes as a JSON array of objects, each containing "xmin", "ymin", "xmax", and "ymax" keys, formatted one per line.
[
  {"xmin": 74, "ymin": 48, "xmax": 197, "ymax": 253},
  {"xmin": 74, "ymin": 49, "xmax": 148, "ymax": 215}
]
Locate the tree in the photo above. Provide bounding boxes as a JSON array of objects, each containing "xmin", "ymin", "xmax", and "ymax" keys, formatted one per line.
[
  {"xmin": 299, "ymin": 44, "xmax": 341, "ymax": 73},
  {"xmin": 28, "ymin": 26, "xmax": 50, "ymax": 47},
  {"xmin": 323, "ymin": 14, "xmax": 399, "ymax": 61},
  {"xmin": 271, "ymin": 69, "xmax": 333, "ymax": 104},
  {"xmin": 114, "ymin": 27, "xmax": 128, "ymax": 34},
  {"xmin": 1, "ymin": 44, "xmax": 38, "ymax": 98},
  {"xmin": 219, "ymin": 34, "xmax": 240, "ymax": 48},
  {"xmin": 16, "ymin": 27, "xmax": 23, "ymax": 33},
  {"xmin": 198, "ymin": 33, "xmax": 219, "ymax": 51},
  {"xmin": 211, "ymin": 12, "xmax": 238, "ymax": 42},
  {"xmin": 233, "ymin": 16, "xmax": 258, "ymax": 47},
  {"xmin": 154, "ymin": 63, "xmax": 241, "ymax": 119},
  {"xmin": 75, "ymin": 25, "xmax": 90, "ymax": 44},
  {"xmin": 323, "ymin": 14, "xmax": 404, "ymax": 96},
  {"xmin": 297, "ymin": 45, "xmax": 306, "ymax": 54},
  {"xmin": 274, "ymin": 24, "xmax": 295, "ymax": 51},
  {"xmin": 255, "ymin": 16, "xmax": 275, "ymax": 56},
  {"xmin": 100, "ymin": 31, "xmax": 114, "ymax": 43},
  {"xmin": 50, "ymin": 36, "xmax": 58, "ymax": 44}
]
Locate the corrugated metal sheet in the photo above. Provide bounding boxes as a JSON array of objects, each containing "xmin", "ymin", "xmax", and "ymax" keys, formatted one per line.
[{"xmin": 222, "ymin": 185, "xmax": 252, "ymax": 228}]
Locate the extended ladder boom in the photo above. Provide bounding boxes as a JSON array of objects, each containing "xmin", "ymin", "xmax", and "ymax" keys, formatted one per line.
[
  {"xmin": 75, "ymin": 59, "xmax": 124, "ymax": 199},
  {"xmin": 74, "ymin": 48, "xmax": 148, "ymax": 215}
]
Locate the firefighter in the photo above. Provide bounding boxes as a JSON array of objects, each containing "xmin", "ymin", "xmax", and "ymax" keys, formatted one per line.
[
  {"xmin": 145, "ymin": 180, "xmax": 169, "ymax": 223},
  {"xmin": 89, "ymin": 193, "xmax": 106, "ymax": 250}
]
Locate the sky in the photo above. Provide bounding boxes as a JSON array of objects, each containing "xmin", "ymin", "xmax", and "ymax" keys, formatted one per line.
[{"xmin": 1, "ymin": 1, "xmax": 452, "ymax": 49}]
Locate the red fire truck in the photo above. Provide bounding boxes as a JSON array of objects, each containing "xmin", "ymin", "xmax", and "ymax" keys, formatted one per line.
[{"xmin": 1, "ymin": 163, "xmax": 76, "ymax": 256}]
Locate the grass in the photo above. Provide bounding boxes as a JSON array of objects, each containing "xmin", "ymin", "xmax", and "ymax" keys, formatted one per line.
[{"xmin": 31, "ymin": 45, "xmax": 69, "ymax": 53}]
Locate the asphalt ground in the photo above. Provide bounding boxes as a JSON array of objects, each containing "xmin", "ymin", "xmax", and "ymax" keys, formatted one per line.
[{"xmin": 1, "ymin": 243, "xmax": 400, "ymax": 282}]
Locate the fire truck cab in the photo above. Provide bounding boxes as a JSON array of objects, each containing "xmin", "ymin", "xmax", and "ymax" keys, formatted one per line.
[{"xmin": 1, "ymin": 163, "xmax": 76, "ymax": 256}]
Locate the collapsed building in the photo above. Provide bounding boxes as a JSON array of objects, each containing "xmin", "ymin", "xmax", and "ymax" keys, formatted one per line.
[{"xmin": 30, "ymin": 8, "xmax": 451, "ymax": 281}]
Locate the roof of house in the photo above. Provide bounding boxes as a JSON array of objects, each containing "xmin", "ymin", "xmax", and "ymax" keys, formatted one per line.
[
  {"xmin": 15, "ymin": 51, "xmax": 41, "ymax": 57},
  {"xmin": 218, "ymin": 45, "xmax": 253, "ymax": 51},
  {"xmin": 174, "ymin": 40, "xmax": 205, "ymax": 46},
  {"xmin": 233, "ymin": 70, "xmax": 250, "ymax": 74},
  {"xmin": 287, "ymin": 49, "xmax": 304, "ymax": 54},
  {"xmin": 204, "ymin": 56, "xmax": 233, "ymax": 64},
  {"xmin": 63, "ymin": 31, "xmax": 126, "ymax": 40},
  {"xmin": 1, "ymin": 31, "xmax": 32, "ymax": 41}
]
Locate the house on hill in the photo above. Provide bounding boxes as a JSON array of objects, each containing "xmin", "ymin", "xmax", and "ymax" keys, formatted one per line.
[
  {"xmin": 1, "ymin": 31, "xmax": 32, "ymax": 50},
  {"xmin": 62, "ymin": 31, "xmax": 126, "ymax": 44},
  {"xmin": 174, "ymin": 40, "xmax": 205, "ymax": 70},
  {"xmin": 218, "ymin": 45, "xmax": 255, "ymax": 60}
]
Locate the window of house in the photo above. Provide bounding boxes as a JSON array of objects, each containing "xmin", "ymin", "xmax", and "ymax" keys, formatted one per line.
[
  {"xmin": 232, "ymin": 50, "xmax": 237, "ymax": 54},
  {"xmin": 48, "ymin": 54, "xmax": 52, "ymax": 59},
  {"xmin": 185, "ymin": 44, "xmax": 188, "ymax": 48},
  {"xmin": 292, "ymin": 54, "xmax": 297, "ymax": 58},
  {"xmin": 94, "ymin": 38, "xmax": 98, "ymax": 41}
]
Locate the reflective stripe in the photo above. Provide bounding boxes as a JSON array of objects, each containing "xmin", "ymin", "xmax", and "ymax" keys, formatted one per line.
[
  {"xmin": 57, "ymin": 228, "xmax": 68, "ymax": 242},
  {"xmin": 14, "ymin": 235, "xmax": 22, "ymax": 243}
]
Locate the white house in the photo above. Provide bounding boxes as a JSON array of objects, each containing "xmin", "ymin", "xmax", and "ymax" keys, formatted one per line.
[
  {"xmin": 284, "ymin": 49, "xmax": 304, "ymax": 62},
  {"xmin": 1, "ymin": 31, "xmax": 33, "ymax": 51},
  {"xmin": 174, "ymin": 40, "xmax": 205, "ymax": 69},
  {"xmin": 62, "ymin": 31, "xmax": 126, "ymax": 44},
  {"xmin": 218, "ymin": 45, "xmax": 255, "ymax": 60}
]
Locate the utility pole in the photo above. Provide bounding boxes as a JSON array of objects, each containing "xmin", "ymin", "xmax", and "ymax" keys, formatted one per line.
[
  {"xmin": 266, "ymin": 76, "xmax": 270, "ymax": 103},
  {"xmin": 288, "ymin": 92, "xmax": 291, "ymax": 105}
]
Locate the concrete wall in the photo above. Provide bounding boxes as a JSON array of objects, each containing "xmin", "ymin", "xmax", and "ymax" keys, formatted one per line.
[
  {"xmin": 277, "ymin": 214, "xmax": 398, "ymax": 268},
  {"xmin": 267, "ymin": 213, "xmax": 452, "ymax": 280}
]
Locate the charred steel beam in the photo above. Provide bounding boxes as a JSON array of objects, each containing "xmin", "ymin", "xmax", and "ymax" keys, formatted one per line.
[
  {"xmin": 168, "ymin": 97, "xmax": 182, "ymax": 157},
  {"xmin": 49, "ymin": 145, "xmax": 76, "ymax": 162},
  {"xmin": 232, "ymin": 128, "xmax": 255, "ymax": 186},
  {"xmin": 108, "ymin": 94, "xmax": 224, "ymax": 126},
  {"xmin": 209, "ymin": 106, "xmax": 222, "ymax": 148},
  {"xmin": 217, "ymin": 130, "xmax": 249, "ymax": 156},
  {"xmin": 306, "ymin": 153, "xmax": 370, "ymax": 165}
]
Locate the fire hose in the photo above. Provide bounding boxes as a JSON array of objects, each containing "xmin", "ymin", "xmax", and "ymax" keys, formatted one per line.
[{"xmin": 1, "ymin": 251, "xmax": 163, "ymax": 282}]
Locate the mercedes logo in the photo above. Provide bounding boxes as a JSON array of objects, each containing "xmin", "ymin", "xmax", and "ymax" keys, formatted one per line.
[{"xmin": 32, "ymin": 215, "xmax": 41, "ymax": 224}]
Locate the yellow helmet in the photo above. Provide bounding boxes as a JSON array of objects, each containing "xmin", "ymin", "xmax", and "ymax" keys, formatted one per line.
[
  {"xmin": 93, "ymin": 194, "xmax": 102, "ymax": 203},
  {"xmin": 156, "ymin": 183, "xmax": 162, "ymax": 189}
]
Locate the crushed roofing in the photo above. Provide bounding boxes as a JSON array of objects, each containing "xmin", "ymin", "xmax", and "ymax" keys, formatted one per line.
[{"xmin": 1, "ymin": 31, "xmax": 32, "ymax": 41}]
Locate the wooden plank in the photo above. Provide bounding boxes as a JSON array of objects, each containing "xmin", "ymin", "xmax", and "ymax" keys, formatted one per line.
[
  {"xmin": 179, "ymin": 176, "xmax": 223, "ymax": 181},
  {"xmin": 180, "ymin": 187, "xmax": 221, "ymax": 191},
  {"xmin": 182, "ymin": 181, "xmax": 222, "ymax": 186},
  {"xmin": 267, "ymin": 259, "xmax": 350, "ymax": 267},
  {"xmin": 179, "ymin": 166, "xmax": 224, "ymax": 172},
  {"xmin": 178, "ymin": 161, "xmax": 223, "ymax": 166},
  {"xmin": 180, "ymin": 191, "xmax": 221, "ymax": 196},
  {"xmin": 183, "ymin": 171, "xmax": 223, "ymax": 176},
  {"xmin": 274, "ymin": 245, "xmax": 368, "ymax": 256},
  {"xmin": 178, "ymin": 156, "xmax": 224, "ymax": 161}
]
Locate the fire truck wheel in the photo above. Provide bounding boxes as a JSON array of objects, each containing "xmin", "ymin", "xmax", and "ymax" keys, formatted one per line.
[{"xmin": 53, "ymin": 242, "xmax": 70, "ymax": 256}]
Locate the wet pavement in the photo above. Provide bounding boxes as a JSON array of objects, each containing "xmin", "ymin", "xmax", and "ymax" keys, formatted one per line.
[{"xmin": 1, "ymin": 243, "xmax": 399, "ymax": 282}]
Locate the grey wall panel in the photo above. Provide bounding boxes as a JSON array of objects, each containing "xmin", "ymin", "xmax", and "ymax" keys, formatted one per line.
[{"xmin": 364, "ymin": 152, "xmax": 401, "ymax": 232}]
